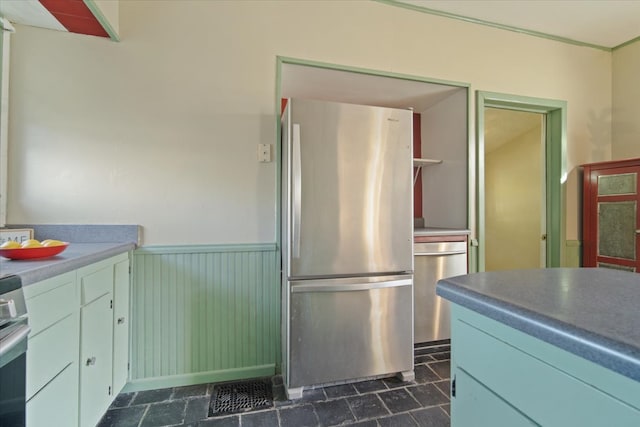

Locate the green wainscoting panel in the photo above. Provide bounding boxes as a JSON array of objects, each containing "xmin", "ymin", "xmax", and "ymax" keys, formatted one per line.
[
  {"xmin": 565, "ymin": 240, "xmax": 582, "ymax": 267},
  {"xmin": 126, "ymin": 244, "xmax": 279, "ymax": 392}
]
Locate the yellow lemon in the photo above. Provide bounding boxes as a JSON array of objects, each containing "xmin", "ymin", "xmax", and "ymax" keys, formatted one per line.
[
  {"xmin": 0, "ymin": 241, "xmax": 21, "ymax": 249},
  {"xmin": 42, "ymin": 239, "xmax": 65, "ymax": 247},
  {"xmin": 21, "ymin": 239, "xmax": 42, "ymax": 248}
]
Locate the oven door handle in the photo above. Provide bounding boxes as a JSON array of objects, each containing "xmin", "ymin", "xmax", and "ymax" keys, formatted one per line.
[{"xmin": 0, "ymin": 324, "xmax": 31, "ymax": 359}]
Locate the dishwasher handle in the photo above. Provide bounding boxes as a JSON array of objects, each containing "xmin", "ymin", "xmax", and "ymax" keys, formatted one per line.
[{"xmin": 415, "ymin": 250, "xmax": 467, "ymax": 256}]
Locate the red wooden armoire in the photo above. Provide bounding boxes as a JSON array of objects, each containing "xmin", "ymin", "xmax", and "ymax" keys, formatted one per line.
[{"xmin": 582, "ymin": 157, "xmax": 640, "ymax": 272}]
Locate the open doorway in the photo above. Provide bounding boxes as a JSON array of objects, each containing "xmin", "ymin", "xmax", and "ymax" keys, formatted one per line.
[
  {"xmin": 484, "ymin": 108, "xmax": 545, "ymax": 271},
  {"xmin": 477, "ymin": 91, "xmax": 567, "ymax": 271}
]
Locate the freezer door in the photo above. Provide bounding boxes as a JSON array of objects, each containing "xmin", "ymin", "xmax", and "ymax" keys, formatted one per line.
[
  {"xmin": 287, "ymin": 276, "xmax": 413, "ymax": 388},
  {"xmin": 286, "ymin": 99, "xmax": 413, "ymax": 278}
]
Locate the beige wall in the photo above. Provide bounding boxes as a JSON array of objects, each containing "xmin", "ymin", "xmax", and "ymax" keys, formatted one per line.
[
  {"xmin": 612, "ymin": 40, "xmax": 640, "ymax": 160},
  {"xmin": 485, "ymin": 124, "xmax": 543, "ymax": 271},
  {"xmin": 7, "ymin": 1, "xmax": 613, "ymax": 244}
]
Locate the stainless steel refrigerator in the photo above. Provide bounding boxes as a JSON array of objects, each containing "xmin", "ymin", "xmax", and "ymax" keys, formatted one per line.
[{"xmin": 281, "ymin": 98, "xmax": 414, "ymax": 399}]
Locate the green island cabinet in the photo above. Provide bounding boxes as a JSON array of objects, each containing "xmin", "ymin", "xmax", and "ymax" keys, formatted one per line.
[
  {"xmin": 23, "ymin": 253, "xmax": 130, "ymax": 427},
  {"xmin": 450, "ymin": 304, "xmax": 640, "ymax": 426}
]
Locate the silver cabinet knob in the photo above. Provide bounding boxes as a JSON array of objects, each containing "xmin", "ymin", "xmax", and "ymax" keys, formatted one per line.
[
  {"xmin": 117, "ymin": 317, "xmax": 125, "ymax": 325},
  {"xmin": 86, "ymin": 357, "xmax": 96, "ymax": 366}
]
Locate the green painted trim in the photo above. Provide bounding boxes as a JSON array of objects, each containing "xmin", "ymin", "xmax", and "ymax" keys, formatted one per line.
[
  {"xmin": 277, "ymin": 56, "xmax": 470, "ymax": 89},
  {"xmin": 134, "ymin": 243, "xmax": 277, "ymax": 255},
  {"xmin": 613, "ymin": 35, "xmax": 640, "ymax": 51},
  {"xmin": 274, "ymin": 58, "xmax": 284, "ymax": 372},
  {"xmin": 0, "ymin": 30, "xmax": 7, "ymax": 227},
  {"xmin": 122, "ymin": 364, "xmax": 276, "ymax": 393},
  {"xmin": 476, "ymin": 91, "xmax": 567, "ymax": 270},
  {"xmin": 275, "ymin": 55, "xmax": 475, "ymax": 358},
  {"xmin": 376, "ymin": 0, "xmax": 613, "ymax": 52},
  {"xmin": 465, "ymin": 82, "xmax": 474, "ymax": 273},
  {"xmin": 476, "ymin": 103, "xmax": 486, "ymax": 271},
  {"xmin": 82, "ymin": 0, "xmax": 119, "ymax": 42}
]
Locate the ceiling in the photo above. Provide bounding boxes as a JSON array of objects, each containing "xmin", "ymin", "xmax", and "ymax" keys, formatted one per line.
[
  {"xmin": 395, "ymin": 0, "xmax": 640, "ymax": 49},
  {"xmin": 0, "ymin": 0, "xmax": 109, "ymax": 38},
  {"xmin": 3, "ymin": 1, "xmax": 639, "ymax": 48}
]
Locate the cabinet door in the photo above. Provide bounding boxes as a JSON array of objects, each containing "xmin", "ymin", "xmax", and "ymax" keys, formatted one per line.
[
  {"xmin": 583, "ymin": 160, "xmax": 640, "ymax": 272},
  {"xmin": 452, "ymin": 369, "xmax": 537, "ymax": 427},
  {"xmin": 112, "ymin": 259, "xmax": 130, "ymax": 395},
  {"xmin": 79, "ymin": 294, "xmax": 113, "ymax": 427}
]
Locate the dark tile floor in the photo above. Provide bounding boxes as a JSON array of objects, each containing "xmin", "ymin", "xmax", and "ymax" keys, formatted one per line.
[{"xmin": 98, "ymin": 342, "xmax": 451, "ymax": 427}]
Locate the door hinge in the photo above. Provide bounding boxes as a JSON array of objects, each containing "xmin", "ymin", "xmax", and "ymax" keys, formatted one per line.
[
  {"xmin": 108, "ymin": 386, "xmax": 112, "ymax": 395},
  {"xmin": 129, "ymin": 265, "xmax": 132, "ymax": 275},
  {"xmin": 110, "ymin": 299, "xmax": 113, "ymax": 309},
  {"xmin": 128, "ymin": 362, "xmax": 130, "ymax": 371},
  {"xmin": 451, "ymin": 375, "xmax": 456, "ymax": 398}
]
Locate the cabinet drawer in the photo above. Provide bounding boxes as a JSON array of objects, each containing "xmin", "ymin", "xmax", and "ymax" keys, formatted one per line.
[
  {"xmin": 25, "ymin": 278, "xmax": 76, "ymax": 336},
  {"xmin": 27, "ymin": 362, "xmax": 79, "ymax": 427},
  {"xmin": 81, "ymin": 266, "xmax": 113, "ymax": 305},
  {"xmin": 26, "ymin": 313, "xmax": 79, "ymax": 400},
  {"xmin": 454, "ymin": 318, "xmax": 640, "ymax": 425}
]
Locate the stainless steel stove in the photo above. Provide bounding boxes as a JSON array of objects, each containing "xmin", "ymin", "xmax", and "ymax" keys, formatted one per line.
[{"xmin": 0, "ymin": 275, "xmax": 30, "ymax": 427}]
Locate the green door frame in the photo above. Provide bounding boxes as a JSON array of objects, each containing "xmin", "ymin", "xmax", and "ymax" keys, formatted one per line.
[{"xmin": 476, "ymin": 91, "xmax": 567, "ymax": 271}]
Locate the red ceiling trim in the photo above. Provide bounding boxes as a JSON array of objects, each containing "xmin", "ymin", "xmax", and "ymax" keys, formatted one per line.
[{"xmin": 39, "ymin": 0, "xmax": 109, "ymax": 38}]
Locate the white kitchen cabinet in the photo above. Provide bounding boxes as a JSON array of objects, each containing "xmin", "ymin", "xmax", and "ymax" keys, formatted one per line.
[{"xmin": 23, "ymin": 252, "xmax": 130, "ymax": 427}]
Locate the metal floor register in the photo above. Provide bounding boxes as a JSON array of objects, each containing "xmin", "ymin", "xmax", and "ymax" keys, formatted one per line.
[{"xmin": 209, "ymin": 379, "xmax": 273, "ymax": 417}]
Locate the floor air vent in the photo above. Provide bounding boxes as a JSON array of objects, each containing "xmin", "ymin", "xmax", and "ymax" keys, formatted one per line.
[{"xmin": 208, "ymin": 378, "xmax": 273, "ymax": 417}]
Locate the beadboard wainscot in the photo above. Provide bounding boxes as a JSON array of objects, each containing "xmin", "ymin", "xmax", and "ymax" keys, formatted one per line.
[
  {"xmin": 126, "ymin": 243, "xmax": 279, "ymax": 392},
  {"xmin": 565, "ymin": 240, "xmax": 582, "ymax": 268}
]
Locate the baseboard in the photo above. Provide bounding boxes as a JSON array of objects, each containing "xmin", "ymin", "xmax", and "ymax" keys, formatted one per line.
[{"xmin": 122, "ymin": 364, "xmax": 277, "ymax": 393}]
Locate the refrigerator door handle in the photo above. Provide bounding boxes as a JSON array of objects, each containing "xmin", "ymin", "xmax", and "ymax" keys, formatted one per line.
[
  {"xmin": 292, "ymin": 123, "xmax": 302, "ymax": 259},
  {"xmin": 415, "ymin": 250, "xmax": 467, "ymax": 256},
  {"xmin": 291, "ymin": 278, "xmax": 411, "ymax": 293}
]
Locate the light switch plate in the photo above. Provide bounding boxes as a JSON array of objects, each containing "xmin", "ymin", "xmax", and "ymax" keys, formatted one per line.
[{"xmin": 258, "ymin": 144, "xmax": 271, "ymax": 162}]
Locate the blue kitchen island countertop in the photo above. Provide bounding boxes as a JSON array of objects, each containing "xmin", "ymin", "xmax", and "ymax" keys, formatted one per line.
[
  {"xmin": 0, "ymin": 242, "xmax": 135, "ymax": 285},
  {"xmin": 436, "ymin": 268, "xmax": 640, "ymax": 382}
]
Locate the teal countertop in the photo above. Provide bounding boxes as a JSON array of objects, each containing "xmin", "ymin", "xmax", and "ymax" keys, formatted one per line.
[
  {"xmin": 0, "ymin": 242, "xmax": 135, "ymax": 285},
  {"xmin": 436, "ymin": 268, "xmax": 640, "ymax": 382}
]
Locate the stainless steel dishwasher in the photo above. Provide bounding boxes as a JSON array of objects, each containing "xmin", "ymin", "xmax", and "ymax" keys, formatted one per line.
[{"xmin": 414, "ymin": 241, "xmax": 467, "ymax": 343}]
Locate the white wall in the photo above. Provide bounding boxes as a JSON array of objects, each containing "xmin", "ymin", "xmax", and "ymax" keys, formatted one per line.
[
  {"xmin": 7, "ymin": 0, "xmax": 612, "ymax": 244},
  {"xmin": 420, "ymin": 89, "xmax": 468, "ymax": 229},
  {"xmin": 612, "ymin": 40, "xmax": 640, "ymax": 160}
]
